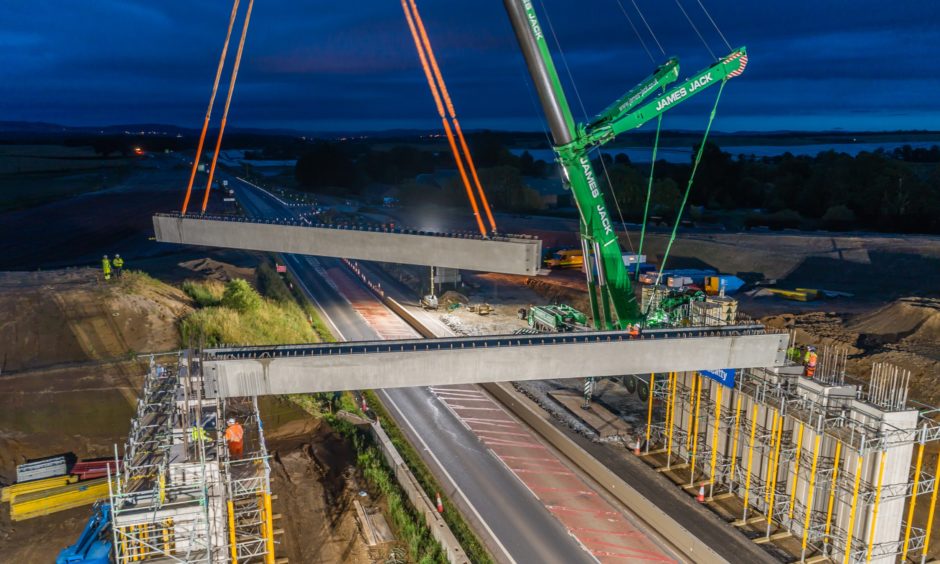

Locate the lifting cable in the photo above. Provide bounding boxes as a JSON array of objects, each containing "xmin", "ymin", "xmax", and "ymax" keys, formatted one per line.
[
  {"xmin": 201, "ymin": 0, "xmax": 255, "ymax": 214},
  {"xmin": 400, "ymin": 0, "xmax": 494, "ymax": 237},
  {"xmin": 674, "ymin": 0, "xmax": 715, "ymax": 60},
  {"xmin": 655, "ymin": 78, "xmax": 726, "ymax": 285},
  {"xmin": 180, "ymin": 0, "xmax": 241, "ymax": 215},
  {"xmin": 635, "ymin": 111, "xmax": 662, "ymax": 279}
]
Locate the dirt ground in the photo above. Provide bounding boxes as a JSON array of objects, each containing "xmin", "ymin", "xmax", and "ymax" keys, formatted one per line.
[{"xmin": 261, "ymin": 398, "xmax": 381, "ymax": 564}]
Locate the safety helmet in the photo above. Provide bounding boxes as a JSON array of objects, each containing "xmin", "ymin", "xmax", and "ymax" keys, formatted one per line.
[
  {"xmin": 103, "ymin": 255, "xmax": 108, "ymax": 259},
  {"xmin": 115, "ymin": 254, "xmax": 120, "ymax": 258},
  {"xmin": 808, "ymin": 346, "xmax": 816, "ymax": 352},
  {"xmin": 227, "ymin": 418, "xmax": 236, "ymax": 425}
]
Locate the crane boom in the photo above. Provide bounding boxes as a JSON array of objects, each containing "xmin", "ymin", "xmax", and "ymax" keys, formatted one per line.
[{"xmin": 503, "ymin": 0, "xmax": 747, "ymax": 329}]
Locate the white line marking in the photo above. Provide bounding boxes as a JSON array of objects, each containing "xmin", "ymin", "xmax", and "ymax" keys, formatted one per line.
[{"xmin": 380, "ymin": 389, "xmax": 517, "ymax": 564}]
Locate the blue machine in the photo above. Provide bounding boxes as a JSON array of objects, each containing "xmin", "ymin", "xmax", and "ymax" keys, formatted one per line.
[{"xmin": 57, "ymin": 502, "xmax": 111, "ymax": 564}]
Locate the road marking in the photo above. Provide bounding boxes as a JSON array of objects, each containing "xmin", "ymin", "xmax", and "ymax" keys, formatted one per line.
[
  {"xmin": 380, "ymin": 389, "xmax": 517, "ymax": 564},
  {"xmin": 235, "ymin": 176, "xmax": 291, "ymax": 206}
]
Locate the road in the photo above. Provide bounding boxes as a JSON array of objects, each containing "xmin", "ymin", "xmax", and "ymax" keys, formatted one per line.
[{"xmin": 228, "ymin": 175, "xmax": 604, "ymax": 563}]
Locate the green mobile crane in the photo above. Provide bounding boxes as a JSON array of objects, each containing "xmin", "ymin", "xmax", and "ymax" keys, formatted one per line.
[{"xmin": 503, "ymin": 0, "xmax": 747, "ymax": 330}]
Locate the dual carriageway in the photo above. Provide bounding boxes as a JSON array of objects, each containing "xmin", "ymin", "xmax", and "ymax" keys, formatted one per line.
[{"xmin": 222, "ymin": 171, "xmax": 779, "ymax": 563}]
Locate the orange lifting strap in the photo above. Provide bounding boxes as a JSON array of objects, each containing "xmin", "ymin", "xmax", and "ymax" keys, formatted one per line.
[
  {"xmin": 181, "ymin": 0, "xmax": 241, "ymax": 215},
  {"xmin": 401, "ymin": 0, "xmax": 498, "ymax": 236},
  {"xmin": 200, "ymin": 0, "xmax": 255, "ymax": 214}
]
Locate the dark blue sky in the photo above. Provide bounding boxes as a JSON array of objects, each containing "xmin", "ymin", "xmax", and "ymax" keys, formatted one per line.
[{"xmin": 2, "ymin": 1, "xmax": 939, "ymax": 132}]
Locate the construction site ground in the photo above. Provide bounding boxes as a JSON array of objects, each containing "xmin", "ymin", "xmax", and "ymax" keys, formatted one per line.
[
  {"xmin": 377, "ymin": 255, "xmax": 940, "ymax": 561},
  {"xmin": 0, "ymin": 261, "xmax": 378, "ymax": 562}
]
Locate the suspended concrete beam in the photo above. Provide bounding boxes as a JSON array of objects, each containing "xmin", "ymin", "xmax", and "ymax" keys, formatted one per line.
[
  {"xmin": 153, "ymin": 213, "xmax": 543, "ymax": 276},
  {"xmin": 200, "ymin": 329, "xmax": 789, "ymax": 398}
]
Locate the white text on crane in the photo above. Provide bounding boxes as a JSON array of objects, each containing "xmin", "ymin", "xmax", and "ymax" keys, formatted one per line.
[
  {"xmin": 523, "ymin": 1, "xmax": 544, "ymax": 40},
  {"xmin": 655, "ymin": 72, "xmax": 713, "ymax": 111},
  {"xmin": 580, "ymin": 156, "xmax": 600, "ymax": 198}
]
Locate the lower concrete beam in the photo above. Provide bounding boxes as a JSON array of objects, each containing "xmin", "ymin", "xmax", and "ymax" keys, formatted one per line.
[
  {"xmin": 201, "ymin": 331, "xmax": 788, "ymax": 398},
  {"xmin": 153, "ymin": 214, "xmax": 542, "ymax": 276}
]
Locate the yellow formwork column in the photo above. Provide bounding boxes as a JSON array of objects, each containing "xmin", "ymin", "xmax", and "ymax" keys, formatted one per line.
[
  {"xmin": 742, "ymin": 402, "xmax": 759, "ymax": 520},
  {"xmin": 789, "ymin": 422, "xmax": 805, "ymax": 520},
  {"xmin": 824, "ymin": 441, "xmax": 842, "ymax": 547},
  {"xmin": 922, "ymin": 448, "xmax": 940, "ymax": 563},
  {"xmin": 765, "ymin": 411, "xmax": 779, "ymax": 506},
  {"xmin": 902, "ymin": 439, "xmax": 925, "ymax": 561},
  {"xmin": 766, "ymin": 411, "xmax": 785, "ymax": 529},
  {"xmin": 801, "ymin": 433, "xmax": 821, "ymax": 561},
  {"xmin": 690, "ymin": 375, "xmax": 704, "ymax": 485},
  {"xmin": 264, "ymin": 492, "xmax": 276, "ymax": 564},
  {"xmin": 666, "ymin": 372, "xmax": 677, "ymax": 468},
  {"xmin": 228, "ymin": 499, "xmax": 238, "ymax": 563},
  {"xmin": 729, "ymin": 393, "xmax": 744, "ymax": 486},
  {"xmin": 645, "ymin": 373, "xmax": 655, "ymax": 453},
  {"xmin": 709, "ymin": 385, "xmax": 723, "ymax": 496},
  {"xmin": 844, "ymin": 453, "xmax": 865, "ymax": 564},
  {"xmin": 687, "ymin": 373, "xmax": 699, "ymax": 452},
  {"xmin": 866, "ymin": 450, "xmax": 887, "ymax": 562}
]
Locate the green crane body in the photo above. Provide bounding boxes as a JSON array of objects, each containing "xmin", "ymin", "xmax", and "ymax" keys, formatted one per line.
[{"xmin": 503, "ymin": 0, "xmax": 747, "ymax": 330}]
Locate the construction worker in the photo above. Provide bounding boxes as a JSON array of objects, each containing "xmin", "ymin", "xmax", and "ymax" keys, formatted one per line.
[
  {"xmin": 112, "ymin": 254, "xmax": 124, "ymax": 278},
  {"xmin": 804, "ymin": 346, "xmax": 818, "ymax": 378},
  {"xmin": 627, "ymin": 324, "xmax": 640, "ymax": 338},
  {"xmin": 101, "ymin": 255, "xmax": 112, "ymax": 282},
  {"xmin": 224, "ymin": 418, "xmax": 244, "ymax": 459},
  {"xmin": 190, "ymin": 424, "xmax": 209, "ymax": 444}
]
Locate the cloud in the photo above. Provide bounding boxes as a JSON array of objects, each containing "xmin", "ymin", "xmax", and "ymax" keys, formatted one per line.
[{"xmin": 1, "ymin": 0, "xmax": 938, "ymax": 131}]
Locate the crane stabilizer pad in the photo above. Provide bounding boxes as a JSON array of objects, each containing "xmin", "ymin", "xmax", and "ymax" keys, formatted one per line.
[{"xmin": 153, "ymin": 213, "xmax": 543, "ymax": 276}]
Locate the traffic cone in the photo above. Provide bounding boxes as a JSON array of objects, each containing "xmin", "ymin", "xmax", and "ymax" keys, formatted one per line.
[
  {"xmin": 634, "ymin": 437, "xmax": 642, "ymax": 456},
  {"xmin": 436, "ymin": 492, "xmax": 444, "ymax": 513},
  {"xmin": 697, "ymin": 486, "xmax": 706, "ymax": 503}
]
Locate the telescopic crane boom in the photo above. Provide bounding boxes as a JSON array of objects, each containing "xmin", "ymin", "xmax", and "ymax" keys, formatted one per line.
[{"xmin": 503, "ymin": 0, "xmax": 747, "ymax": 329}]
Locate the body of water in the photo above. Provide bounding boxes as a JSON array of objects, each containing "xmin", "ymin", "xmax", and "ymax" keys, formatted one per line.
[{"xmin": 512, "ymin": 141, "xmax": 940, "ymax": 164}]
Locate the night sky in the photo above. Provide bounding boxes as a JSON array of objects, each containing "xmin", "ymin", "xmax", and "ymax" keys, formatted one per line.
[{"xmin": 2, "ymin": 1, "xmax": 939, "ymax": 133}]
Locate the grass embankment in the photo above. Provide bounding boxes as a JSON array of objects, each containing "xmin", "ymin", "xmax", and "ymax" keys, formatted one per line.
[
  {"xmin": 290, "ymin": 394, "xmax": 448, "ymax": 564},
  {"xmin": 363, "ymin": 390, "xmax": 494, "ymax": 564},
  {"xmin": 179, "ymin": 262, "xmax": 318, "ymax": 346}
]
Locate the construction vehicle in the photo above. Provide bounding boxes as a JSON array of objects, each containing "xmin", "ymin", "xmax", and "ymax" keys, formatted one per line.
[
  {"xmin": 544, "ymin": 248, "xmax": 584, "ymax": 269},
  {"xmin": 504, "ymin": 0, "xmax": 747, "ymax": 330},
  {"xmin": 56, "ymin": 502, "xmax": 111, "ymax": 564},
  {"xmin": 524, "ymin": 304, "xmax": 588, "ymax": 332},
  {"xmin": 645, "ymin": 289, "xmax": 706, "ymax": 327}
]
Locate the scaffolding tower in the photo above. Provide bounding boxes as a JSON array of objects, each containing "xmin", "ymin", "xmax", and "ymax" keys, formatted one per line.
[
  {"xmin": 106, "ymin": 352, "xmax": 276, "ymax": 563},
  {"xmin": 644, "ymin": 349, "xmax": 940, "ymax": 564}
]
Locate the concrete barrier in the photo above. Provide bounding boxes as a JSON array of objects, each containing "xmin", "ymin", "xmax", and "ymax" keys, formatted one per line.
[{"xmin": 370, "ymin": 421, "xmax": 469, "ymax": 563}]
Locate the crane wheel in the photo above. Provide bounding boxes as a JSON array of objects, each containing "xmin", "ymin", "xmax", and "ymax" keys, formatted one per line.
[{"xmin": 637, "ymin": 381, "xmax": 650, "ymax": 402}]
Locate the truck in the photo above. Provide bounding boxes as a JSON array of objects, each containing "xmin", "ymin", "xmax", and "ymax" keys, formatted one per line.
[
  {"xmin": 524, "ymin": 304, "xmax": 588, "ymax": 332},
  {"xmin": 543, "ymin": 249, "xmax": 584, "ymax": 269}
]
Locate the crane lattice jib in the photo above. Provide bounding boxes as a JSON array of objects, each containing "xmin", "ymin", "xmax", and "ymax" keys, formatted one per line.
[{"xmin": 504, "ymin": 0, "xmax": 747, "ymax": 328}]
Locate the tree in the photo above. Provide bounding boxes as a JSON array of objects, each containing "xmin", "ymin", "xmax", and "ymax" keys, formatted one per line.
[{"xmin": 222, "ymin": 279, "xmax": 262, "ymax": 313}]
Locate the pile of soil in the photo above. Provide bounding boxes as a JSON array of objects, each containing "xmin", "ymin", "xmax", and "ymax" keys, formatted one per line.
[
  {"xmin": 177, "ymin": 258, "xmax": 255, "ymax": 283},
  {"xmin": 763, "ymin": 296, "xmax": 940, "ymax": 405},
  {"xmin": 0, "ymin": 268, "xmax": 191, "ymax": 373}
]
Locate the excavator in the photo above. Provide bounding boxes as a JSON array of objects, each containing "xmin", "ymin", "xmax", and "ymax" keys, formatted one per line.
[{"xmin": 502, "ymin": 0, "xmax": 747, "ymax": 330}]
